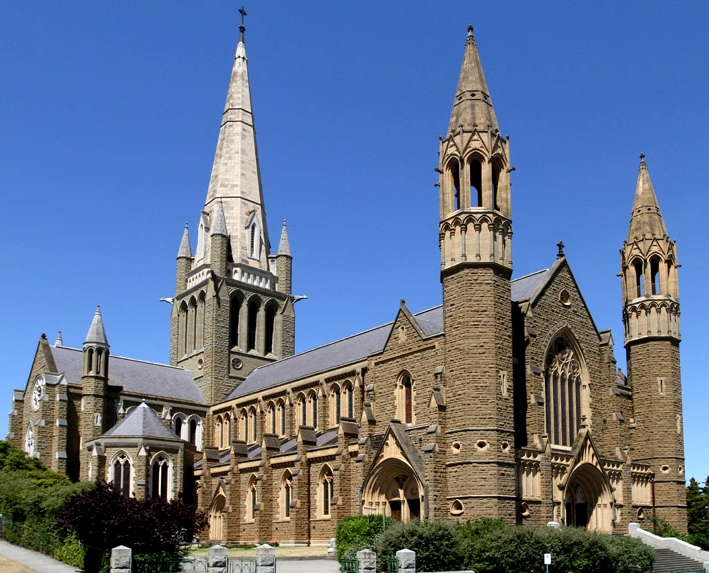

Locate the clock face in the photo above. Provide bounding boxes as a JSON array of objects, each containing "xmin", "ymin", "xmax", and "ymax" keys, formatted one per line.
[{"xmin": 31, "ymin": 376, "xmax": 45, "ymax": 410}]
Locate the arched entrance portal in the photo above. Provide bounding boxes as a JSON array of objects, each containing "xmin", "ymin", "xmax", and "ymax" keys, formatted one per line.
[
  {"xmin": 363, "ymin": 459, "xmax": 422, "ymax": 522},
  {"xmin": 563, "ymin": 463, "xmax": 614, "ymax": 532}
]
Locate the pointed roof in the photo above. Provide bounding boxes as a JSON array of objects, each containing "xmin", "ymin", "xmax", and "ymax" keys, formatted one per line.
[
  {"xmin": 84, "ymin": 306, "xmax": 109, "ymax": 348},
  {"xmin": 177, "ymin": 223, "xmax": 192, "ymax": 258},
  {"xmin": 627, "ymin": 154, "xmax": 668, "ymax": 241},
  {"xmin": 277, "ymin": 220, "xmax": 291, "ymax": 256},
  {"xmin": 211, "ymin": 201, "xmax": 228, "ymax": 237},
  {"xmin": 104, "ymin": 401, "xmax": 178, "ymax": 440},
  {"xmin": 448, "ymin": 25, "xmax": 499, "ymax": 134},
  {"xmin": 200, "ymin": 21, "xmax": 270, "ymax": 268}
]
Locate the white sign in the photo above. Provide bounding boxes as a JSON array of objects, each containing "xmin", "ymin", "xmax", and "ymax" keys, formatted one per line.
[{"xmin": 544, "ymin": 553, "xmax": 552, "ymax": 565}]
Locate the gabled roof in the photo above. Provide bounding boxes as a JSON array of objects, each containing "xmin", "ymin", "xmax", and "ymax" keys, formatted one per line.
[
  {"xmin": 50, "ymin": 346, "xmax": 205, "ymax": 404},
  {"xmin": 104, "ymin": 401, "xmax": 178, "ymax": 440},
  {"xmin": 224, "ymin": 270, "xmax": 550, "ymax": 402}
]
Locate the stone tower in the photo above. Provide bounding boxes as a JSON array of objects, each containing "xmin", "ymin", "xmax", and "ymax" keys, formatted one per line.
[
  {"xmin": 80, "ymin": 306, "xmax": 112, "ymax": 480},
  {"xmin": 621, "ymin": 155, "xmax": 686, "ymax": 531},
  {"xmin": 438, "ymin": 26, "xmax": 516, "ymax": 520},
  {"xmin": 170, "ymin": 19, "xmax": 295, "ymax": 406}
]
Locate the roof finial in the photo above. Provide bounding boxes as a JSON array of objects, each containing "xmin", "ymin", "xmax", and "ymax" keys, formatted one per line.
[
  {"xmin": 238, "ymin": 6, "xmax": 247, "ymax": 41},
  {"xmin": 639, "ymin": 152, "xmax": 647, "ymax": 170},
  {"xmin": 467, "ymin": 24, "xmax": 475, "ymax": 45},
  {"xmin": 556, "ymin": 241, "xmax": 565, "ymax": 258}
]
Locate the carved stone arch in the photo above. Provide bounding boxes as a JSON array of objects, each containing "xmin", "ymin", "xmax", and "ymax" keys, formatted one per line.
[
  {"xmin": 562, "ymin": 461, "xmax": 614, "ymax": 533},
  {"xmin": 209, "ymin": 483, "xmax": 227, "ymax": 540},
  {"xmin": 149, "ymin": 451, "xmax": 173, "ymax": 500},
  {"xmin": 362, "ymin": 457, "xmax": 422, "ymax": 523},
  {"xmin": 395, "ymin": 370, "xmax": 415, "ymax": 425}
]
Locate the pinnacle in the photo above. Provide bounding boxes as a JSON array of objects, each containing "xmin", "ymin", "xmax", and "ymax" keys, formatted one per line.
[
  {"xmin": 84, "ymin": 306, "xmax": 109, "ymax": 347},
  {"xmin": 627, "ymin": 154, "xmax": 668, "ymax": 241}
]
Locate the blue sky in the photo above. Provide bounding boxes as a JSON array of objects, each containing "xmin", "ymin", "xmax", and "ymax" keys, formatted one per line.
[{"xmin": 1, "ymin": 2, "xmax": 708, "ymax": 482}]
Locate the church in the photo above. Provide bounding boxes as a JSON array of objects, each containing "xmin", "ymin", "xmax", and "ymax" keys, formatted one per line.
[{"xmin": 7, "ymin": 20, "xmax": 687, "ymax": 545}]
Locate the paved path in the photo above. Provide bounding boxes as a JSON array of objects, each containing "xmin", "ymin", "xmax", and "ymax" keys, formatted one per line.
[
  {"xmin": 0, "ymin": 540, "xmax": 81, "ymax": 573},
  {"xmin": 0, "ymin": 541, "xmax": 342, "ymax": 573}
]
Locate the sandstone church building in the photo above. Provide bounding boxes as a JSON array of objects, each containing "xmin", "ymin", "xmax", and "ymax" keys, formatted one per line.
[{"xmin": 7, "ymin": 20, "xmax": 687, "ymax": 543}]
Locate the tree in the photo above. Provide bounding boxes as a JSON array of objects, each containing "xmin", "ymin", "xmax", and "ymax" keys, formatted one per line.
[
  {"xmin": 57, "ymin": 481, "xmax": 207, "ymax": 573},
  {"xmin": 687, "ymin": 476, "xmax": 709, "ymax": 549}
]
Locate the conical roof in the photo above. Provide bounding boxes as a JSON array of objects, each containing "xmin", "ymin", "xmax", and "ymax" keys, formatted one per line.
[
  {"xmin": 448, "ymin": 26, "xmax": 499, "ymax": 134},
  {"xmin": 627, "ymin": 154, "xmax": 668, "ymax": 241},
  {"xmin": 84, "ymin": 306, "xmax": 109, "ymax": 347},
  {"xmin": 277, "ymin": 220, "xmax": 291, "ymax": 256},
  {"xmin": 177, "ymin": 223, "xmax": 192, "ymax": 258}
]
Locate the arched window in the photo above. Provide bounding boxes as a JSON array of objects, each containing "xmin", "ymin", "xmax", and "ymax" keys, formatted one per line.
[
  {"xmin": 396, "ymin": 372, "xmax": 414, "ymax": 424},
  {"xmin": 345, "ymin": 383, "xmax": 354, "ymax": 419},
  {"xmin": 187, "ymin": 297, "xmax": 197, "ymax": 353},
  {"xmin": 447, "ymin": 158, "xmax": 461, "ymax": 211},
  {"xmin": 179, "ymin": 302, "xmax": 189, "ymax": 356},
  {"xmin": 239, "ymin": 408, "xmax": 249, "ymax": 441},
  {"xmin": 491, "ymin": 158, "xmax": 502, "ymax": 211},
  {"xmin": 24, "ymin": 423, "xmax": 34, "ymax": 456},
  {"xmin": 245, "ymin": 475, "xmax": 258, "ymax": 521},
  {"xmin": 544, "ymin": 337, "xmax": 586, "ymax": 447},
  {"xmin": 319, "ymin": 466, "xmax": 334, "ymax": 517},
  {"xmin": 276, "ymin": 399, "xmax": 286, "ymax": 437},
  {"xmin": 151, "ymin": 453, "xmax": 171, "ymax": 500},
  {"xmin": 247, "ymin": 299, "xmax": 260, "ymax": 352},
  {"xmin": 264, "ymin": 303, "xmax": 277, "ymax": 355},
  {"xmin": 308, "ymin": 391, "xmax": 318, "ymax": 429},
  {"xmin": 173, "ymin": 414, "xmax": 186, "ymax": 440},
  {"xmin": 186, "ymin": 415, "xmax": 202, "ymax": 450},
  {"xmin": 112, "ymin": 452, "xmax": 132, "ymax": 498},
  {"xmin": 633, "ymin": 259, "xmax": 644, "ymax": 297},
  {"xmin": 229, "ymin": 294, "xmax": 242, "ymax": 348},
  {"xmin": 267, "ymin": 402, "xmax": 276, "ymax": 434},
  {"xmin": 650, "ymin": 257, "xmax": 661, "ymax": 295},
  {"xmin": 215, "ymin": 416, "xmax": 223, "ymax": 447},
  {"xmin": 296, "ymin": 393, "xmax": 307, "ymax": 427},
  {"xmin": 470, "ymin": 157, "xmax": 483, "ymax": 207},
  {"xmin": 330, "ymin": 385, "xmax": 341, "ymax": 426},
  {"xmin": 281, "ymin": 471, "xmax": 293, "ymax": 519},
  {"xmin": 196, "ymin": 292, "xmax": 206, "ymax": 349},
  {"xmin": 248, "ymin": 407, "xmax": 258, "ymax": 443}
]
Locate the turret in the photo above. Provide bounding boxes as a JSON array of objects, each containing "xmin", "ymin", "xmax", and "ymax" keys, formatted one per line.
[{"xmin": 621, "ymin": 155, "xmax": 686, "ymax": 532}]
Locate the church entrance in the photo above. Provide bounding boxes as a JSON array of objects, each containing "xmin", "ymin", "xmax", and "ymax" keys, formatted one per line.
[
  {"xmin": 362, "ymin": 459, "xmax": 422, "ymax": 522},
  {"xmin": 209, "ymin": 494, "xmax": 226, "ymax": 541},
  {"xmin": 563, "ymin": 463, "xmax": 613, "ymax": 532}
]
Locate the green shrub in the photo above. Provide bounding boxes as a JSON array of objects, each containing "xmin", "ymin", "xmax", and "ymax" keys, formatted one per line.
[
  {"xmin": 336, "ymin": 514, "xmax": 393, "ymax": 561},
  {"xmin": 376, "ymin": 519, "xmax": 462, "ymax": 573},
  {"xmin": 53, "ymin": 531, "xmax": 85, "ymax": 569},
  {"xmin": 133, "ymin": 550, "xmax": 186, "ymax": 573}
]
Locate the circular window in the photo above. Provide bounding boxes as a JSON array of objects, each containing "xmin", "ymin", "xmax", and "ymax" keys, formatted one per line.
[
  {"xmin": 451, "ymin": 442, "xmax": 462, "ymax": 454},
  {"xmin": 637, "ymin": 508, "xmax": 646, "ymax": 520},
  {"xmin": 501, "ymin": 441, "xmax": 510, "ymax": 453},
  {"xmin": 559, "ymin": 289, "xmax": 571, "ymax": 306},
  {"xmin": 450, "ymin": 500, "xmax": 464, "ymax": 516},
  {"xmin": 476, "ymin": 440, "xmax": 488, "ymax": 450},
  {"xmin": 678, "ymin": 465, "xmax": 684, "ymax": 475},
  {"xmin": 197, "ymin": 358, "xmax": 204, "ymax": 370},
  {"xmin": 661, "ymin": 465, "xmax": 670, "ymax": 474},
  {"xmin": 231, "ymin": 358, "xmax": 243, "ymax": 370}
]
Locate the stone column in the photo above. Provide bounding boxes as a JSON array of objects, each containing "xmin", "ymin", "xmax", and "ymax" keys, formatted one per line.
[
  {"xmin": 397, "ymin": 549, "xmax": 415, "ymax": 573},
  {"xmin": 208, "ymin": 545, "xmax": 228, "ymax": 573},
  {"xmin": 357, "ymin": 549, "xmax": 376, "ymax": 573},
  {"xmin": 110, "ymin": 546, "xmax": 131, "ymax": 573},
  {"xmin": 256, "ymin": 544, "xmax": 276, "ymax": 573}
]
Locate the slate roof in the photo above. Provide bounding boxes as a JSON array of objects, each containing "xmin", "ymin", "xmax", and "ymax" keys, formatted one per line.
[
  {"xmin": 50, "ymin": 346, "xmax": 205, "ymax": 404},
  {"xmin": 223, "ymin": 269, "xmax": 550, "ymax": 402},
  {"xmin": 104, "ymin": 401, "xmax": 179, "ymax": 439}
]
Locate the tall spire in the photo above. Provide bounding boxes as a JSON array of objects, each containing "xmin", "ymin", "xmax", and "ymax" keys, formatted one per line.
[
  {"xmin": 627, "ymin": 154, "xmax": 668, "ymax": 241},
  {"xmin": 197, "ymin": 9, "xmax": 270, "ymax": 271},
  {"xmin": 448, "ymin": 25, "xmax": 498, "ymax": 135}
]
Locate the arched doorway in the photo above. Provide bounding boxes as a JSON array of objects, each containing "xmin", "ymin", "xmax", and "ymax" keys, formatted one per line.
[
  {"xmin": 209, "ymin": 494, "xmax": 226, "ymax": 541},
  {"xmin": 362, "ymin": 459, "xmax": 422, "ymax": 522},
  {"xmin": 563, "ymin": 463, "xmax": 614, "ymax": 532}
]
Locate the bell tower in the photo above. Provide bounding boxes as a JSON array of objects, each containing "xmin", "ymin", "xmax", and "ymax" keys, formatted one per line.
[
  {"xmin": 439, "ymin": 26, "xmax": 516, "ymax": 521},
  {"xmin": 170, "ymin": 13, "xmax": 295, "ymax": 405},
  {"xmin": 621, "ymin": 155, "xmax": 686, "ymax": 531}
]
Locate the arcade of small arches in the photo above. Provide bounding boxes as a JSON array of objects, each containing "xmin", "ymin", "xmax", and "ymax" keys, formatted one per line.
[
  {"xmin": 210, "ymin": 373, "xmax": 418, "ymax": 449},
  {"xmin": 171, "ymin": 412, "xmax": 204, "ymax": 450},
  {"xmin": 441, "ymin": 150, "xmax": 508, "ymax": 215},
  {"xmin": 439, "ymin": 214, "xmax": 512, "ymax": 268},
  {"xmin": 108, "ymin": 450, "xmax": 175, "ymax": 501},
  {"xmin": 176, "ymin": 290, "xmax": 283, "ymax": 358},
  {"xmin": 625, "ymin": 253, "xmax": 677, "ymax": 300}
]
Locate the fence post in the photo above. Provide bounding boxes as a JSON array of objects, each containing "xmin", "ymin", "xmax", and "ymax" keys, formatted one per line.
[
  {"xmin": 111, "ymin": 545, "xmax": 131, "ymax": 573},
  {"xmin": 256, "ymin": 544, "xmax": 276, "ymax": 573},
  {"xmin": 397, "ymin": 549, "xmax": 415, "ymax": 573},
  {"xmin": 357, "ymin": 549, "xmax": 377, "ymax": 573},
  {"xmin": 208, "ymin": 544, "xmax": 228, "ymax": 573}
]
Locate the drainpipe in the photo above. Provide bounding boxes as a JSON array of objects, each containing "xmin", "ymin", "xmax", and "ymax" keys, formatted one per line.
[{"xmin": 307, "ymin": 458, "xmax": 312, "ymax": 546}]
